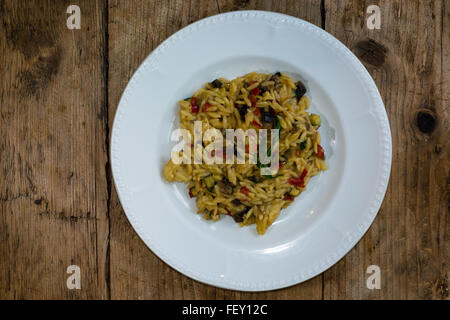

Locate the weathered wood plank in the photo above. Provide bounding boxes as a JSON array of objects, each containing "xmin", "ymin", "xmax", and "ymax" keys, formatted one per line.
[
  {"xmin": 0, "ymin": 0, "xmax": 109, "ymax": 299},
  {"xmin": 108, "ymin": 0, "xmax": 324, "ymax": 299},
  {"xmin": 322, "ymin": 0, "xmax": 449, "ymax": 299}
]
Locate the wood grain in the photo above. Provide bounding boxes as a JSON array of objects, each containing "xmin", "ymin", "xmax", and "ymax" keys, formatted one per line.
[
  {"xmin": 0, "ymin": 0, "xmax": 448, "ymax": 299},
  {"xmin": 0, "ymin": 0, "xmax": 110, "ymax": 299},
  {"xmin": 323, "ymin": 0, "xmax": 449, "ymax": 299}
]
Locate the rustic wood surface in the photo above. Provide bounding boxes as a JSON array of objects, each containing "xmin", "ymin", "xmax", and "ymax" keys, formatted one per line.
[{"xmin": 0, "ymin": 0, "xmax": 448, "ymax": 299}]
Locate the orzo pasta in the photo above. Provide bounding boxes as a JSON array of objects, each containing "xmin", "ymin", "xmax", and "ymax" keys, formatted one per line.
[{"xmin": 163, "ymin": 72, "xmax": 326, "ymax": 235}]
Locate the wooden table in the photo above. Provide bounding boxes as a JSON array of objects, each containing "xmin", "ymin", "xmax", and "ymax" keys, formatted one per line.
[{"xmin": 0, "ymin": 0, "xmax": 448, "ymax": 300}]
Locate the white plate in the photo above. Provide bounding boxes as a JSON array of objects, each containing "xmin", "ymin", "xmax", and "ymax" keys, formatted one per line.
[{"xmin": 111, "ymin": 11, "xmax": 392, "ymax": 291}]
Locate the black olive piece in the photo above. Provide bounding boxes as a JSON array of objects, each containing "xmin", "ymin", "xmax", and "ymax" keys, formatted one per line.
[
  {"xmin": 270, "ymin": 106, "xmax": 277, "ymax": 115},
  {"xmin": 248, "ymin": 175, "xmax": 264, "ymax": 183},
  {"xmin": 270, "ymin": 74, "xmax": 280, "ymax": 82},
  {"xmin": 238, "ymin": 105, "xmax": 248, "ymax": 121},
  {"xmin": 232, "ymin": 213, "xmax": 244, "ymax": 223},
  {"xmin": 232, "ymin": 206, "xmax": 251, "ymax": 223},
  {"xmin": 258, "ymin": 85, "xmax": 268, "ymax": 94},
  {"xmin": 262, "ymin": 111, "xmax": 273, "ymax": 123},
  {"xmin": 270, "ymin": 73, "xmax": 282, "ymax": 89},
  {"xmin": 299, "ymin": 140, "xmax": 307, "ymax": 150},
  {"xmin": 217, "ymin": 178, "xmax": 234, "ymax": 195},
  {"xmin": 261, "ymin": 107, "xmax": 277, "ymax": 126},
  {"xmin": 211, "ymin": 79, "xmax": 223, "ymax": 88},
  {"xmin": 304, "ymin": 121, "xmax": 311, "ymax": 131},
  {"xmin": 295, "ymin": 80, "xmax": 307, "ymax": 101},
  {"xmin": 231, "ymin": 199, "xmax": 242, "ymax": 206}
]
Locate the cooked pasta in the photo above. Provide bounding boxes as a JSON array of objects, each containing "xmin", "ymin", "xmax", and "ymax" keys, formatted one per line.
[{"xmin": 163, "ymin": 72, "xmax": 327, "ymax": 235}]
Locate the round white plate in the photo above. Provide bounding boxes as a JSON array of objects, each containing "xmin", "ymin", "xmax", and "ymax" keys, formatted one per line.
[{"xmin": 111, "ymin": 11, "xmax": 392, "ymax": 291}]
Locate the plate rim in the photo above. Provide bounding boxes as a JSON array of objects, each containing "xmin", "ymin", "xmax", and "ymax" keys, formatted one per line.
[{"xmin": 110, "ymin": 10, "xmax": 392, "ymax": 291}]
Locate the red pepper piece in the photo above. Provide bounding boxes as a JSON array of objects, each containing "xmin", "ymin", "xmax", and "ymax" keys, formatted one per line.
[
  {"xmin": 240, "ymin": 186, "xmax": 250, "ymax": 196},
  {"xmin": 249, "ymin": 94, "xmax": 257, "ymax": 107},
  {"xmin": 288, "ymin": 169, "xmax": 307, "ymax": 187},
  {"xmin": 253, "ymin": 107, "xmax": 260, "ymax": 116},
  {"xmin": 252, "ymin": 120, "xmax": 262, "ymax": 129},
  {"xmin": 316, "ymin": 145, "xmax": 325, "ymax": 159},
  {"xmin": 288, "ymin": 177, "xmax": 305, "ymax": 188},
  {"xmin": 190, "ymin": 97, "xmax": 199, "ymax": 113},
  {"xmin": 300, "ymin": 168, "xmax": 308, "ymax": 180},
  {"xmin": 251, "ymin": 87, "xmax": 261, "ymax": 96},
  {"xmin": 283, "ymin": 195, "xmax": 294, "ymax": 201}
]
